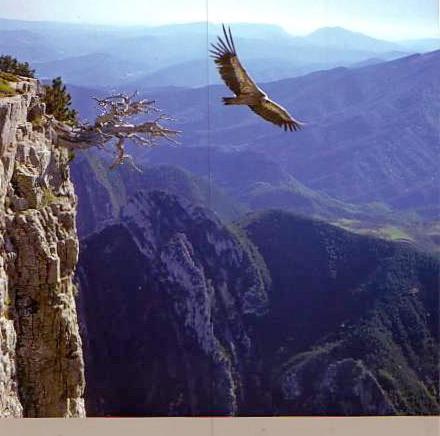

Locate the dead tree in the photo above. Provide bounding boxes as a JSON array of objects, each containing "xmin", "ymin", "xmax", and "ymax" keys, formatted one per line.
[{"xmin": 47, "ymin": 91, "xmax": 180, "ymax": 170}]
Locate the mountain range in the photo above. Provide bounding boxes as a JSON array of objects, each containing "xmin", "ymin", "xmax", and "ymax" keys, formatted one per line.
[
  {"xmin": 2, "ymin": 18, "xmax": 438, "ymax": 416},
  {"xmin": 65, "ymin": 48, "xmax": 440, "ymax": 251},
  {"xmin": 138, "ymin": 50, "xmax": 439, "ymax": 222},
  {"xmin": 77, "ymin": 189, "xmax": 439, "ymax": 416},
  {"xmin": 1, "ymin": 19, "xmax": 437, "ymax": 88}
]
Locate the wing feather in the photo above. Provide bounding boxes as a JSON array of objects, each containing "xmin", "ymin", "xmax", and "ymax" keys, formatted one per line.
[
  {"xmin": 249, "ymin": 99, "xmax": 304, "ymax": 131},
  {"xmin": 210, "ymin": 24, "xmax": 262, "ymax": 96},
  {"xmin": 212, "ymin": 24, "xmax": 305, "ymax": 133}
]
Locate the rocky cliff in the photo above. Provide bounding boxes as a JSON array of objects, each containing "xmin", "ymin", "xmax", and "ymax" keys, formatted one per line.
[{"xmin": 0, "ymin": 77, "xmax": 85, "ymax": 417}]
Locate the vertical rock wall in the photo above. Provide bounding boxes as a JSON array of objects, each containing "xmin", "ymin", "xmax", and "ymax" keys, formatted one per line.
[{"xmin": 0, "ymin": 77, "xmax": 85, "ymax": 417}]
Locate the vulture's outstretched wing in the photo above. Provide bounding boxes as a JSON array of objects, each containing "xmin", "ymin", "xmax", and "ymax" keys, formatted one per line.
[
  {"xmin": 211, "ymin": 24, "xmax": 304, "ymax": 132},
  {"xmin": 249, "ymin": 99, "xmax": 304, "ymax": 131},
  {"xmin": 210, "ymin": 25, "xmax": 263, "ymax": 96}
]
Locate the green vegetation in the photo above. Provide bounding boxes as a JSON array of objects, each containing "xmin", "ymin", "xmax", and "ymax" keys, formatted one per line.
[
  {"xmin": 0, "ymin": 55, "xmax": 35, "ymax": 78},
  {"xmin": 68, "ymin": 149, "xmax": 76, "ymax": 162},
  {"xmin": 0, "ymin": 77, "xmax": 16, "ymax": 97},
  {"xmin": 377, "ymin": 225, "xmax": 413, "ymax": 242},
  {"xmin": 0, "ymin": 57, "xmax": 77, "ymax": 127},
  {"xmin": 86, "ymin": 153, "xmax": 127, "ymax": 216},
  {"xmin": 229, "ymin": 222, "xmax": 271, "ymax": 289},
  {"xmin": 0, "ymin": 61, "xmax": 21, "ymax": 97},
  {"xmin": 1, "ymin": 294, "xmax": 14, "ymax": 321},
  {"xmin": 333, "ymin": 219, "xmax": 415, "ymax": 245},
  {"xmin": 242, "ymin": 208, "xmax": 439, "ymax": 414},
  {"xmin": 43, "ymin": 77, "xmax": 78, "ymax": 126},
  {"xmin": 0, "ymin": 71, "xmax": 19, "ymax": 82},
  {"xmin": 334, "ymin": 218, "xmax": 362, "ymax": 227},
  {"xmin": 30, "ymin": 115, "xmax": 45, "ymax": 129},
  {"xmin": 41, "ymin": 187, "xmax": 58, "ymax": 208},
  {"xmin": 345, "ymin": 290, "xmax": 439, "ymax": 414}
]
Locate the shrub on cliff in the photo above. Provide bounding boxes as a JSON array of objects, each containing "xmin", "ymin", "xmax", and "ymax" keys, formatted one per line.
[
  {"xmin": 43, "ymin": 77, "xmax": 77, "ymax": 126},
  {"xmin": 0, "ymin": 55, "xmax": 35, "ymax": 78},
  {"xmin": 0, "ymin": 77, "xmax": 16, "ymax": 97}
]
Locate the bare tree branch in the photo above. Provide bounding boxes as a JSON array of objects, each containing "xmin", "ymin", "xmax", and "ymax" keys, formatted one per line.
[{"xmin": 46, "ymin": 91, "xmax": 180, "ymax": 170}]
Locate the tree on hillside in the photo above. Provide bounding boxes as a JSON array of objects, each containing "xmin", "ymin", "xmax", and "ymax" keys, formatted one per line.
[
  {"xmin": 46, "ymin": 91, "xmax": 180, "ymax": 169},
  {"xmin": 43, "ymin": 77, "xmax": 78, "ymax": 126},
  {"xmin": 1, "ymin": 56, "xmax": 178, "ymax": 169},
  {"xmin": 0, "ymin": 55, "xmax": 35, "ymax": 77}
]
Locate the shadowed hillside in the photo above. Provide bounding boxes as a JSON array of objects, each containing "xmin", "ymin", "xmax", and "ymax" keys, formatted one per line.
[
  {"xmin": 241, "ymin": 209, "xmax": 439, "ymax": 415},
  {"xmin": 77, "ymin": 192, "xmax": 439, "ymax": 416}
]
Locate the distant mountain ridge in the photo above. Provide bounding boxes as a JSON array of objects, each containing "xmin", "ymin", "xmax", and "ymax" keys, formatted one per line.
[
  {"xmin": 142, "ymin": 50, "xmax": 439, "ymax": 220},
  {"xmin": 70, "ymin": 151, "xmax": 244, "ymax": 238},
  {"xmin": 66, "ymin": 50, "xmax": 440, "ymax": 249},
  {"xmin": 2, "ymin": 19, "xmax": 433, "ymax": 88},
  {"xmin": 305, "ymin": 26, "xmax": 402, "ymax": 51}
]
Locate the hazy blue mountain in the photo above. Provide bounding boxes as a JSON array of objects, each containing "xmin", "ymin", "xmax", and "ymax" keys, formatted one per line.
[
  {"xmin": 100, "ymin": 30, "xmax": 407, "ymax": 89},
  {"xmin": 68, "ymin": 143, "xmax": 436, "ymax": 251},
  {"xmin": 0, "ymin": 19, "xmax": 418, "ymax": 88},
  {"xmin": 63, "ymin": 51, "xmax": 439, "ymax": 250},
  {"xmin": 304, "ymin": 27, "xmax": 401, "ymax": 51},
  {"xmin": 399, "ymin": 38, "xmax": 439, "ymax": 52},
  {"xmin": 143, "ymin": 145, "xmax": 439, "ymax": 251},
  {"xmin": 0, "ymin": 29, "xmax": 64, "ymax": 62},
  {"xmin": 34, "ymin": 53, "xmax": 147, "ymax": 87},
  {"xmin": 140, "ymin": 51, "xmax": 439, "ymax": 218},
  {"xmin": 145, "ymin": 146, "xmax": 392, "ymax": 220},
  {"xmin": 125, "ymin": 57, "xmax": 357, "ymax": 91},
  {"xmin": 70, "ymin": 150, "xmax": 244, "ymax": 237},
  {"xmin": 146, "ymin": 22, "xmax": 292, "ymax": 39},
  {"xmin": 70, "ymin": 146, "xmax": 380, "ymax": 238},
  {"xmin": 0, "ymin": 18, "xmax": 140, "ymax": 59},
  {"xmin": 350, "ymin": 57, "xmax": 387, "ymax": 68}
]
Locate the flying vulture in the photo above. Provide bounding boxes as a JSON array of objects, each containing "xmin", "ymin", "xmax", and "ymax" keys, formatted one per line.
[{"xmin": 210, "ymin": 25, "xmax": 303, "ymax": 132}]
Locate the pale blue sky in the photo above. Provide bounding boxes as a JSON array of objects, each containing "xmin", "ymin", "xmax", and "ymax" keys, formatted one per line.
[{"xmin": 1, "ymin": 0, "xmax": 439, "ymax": 39}]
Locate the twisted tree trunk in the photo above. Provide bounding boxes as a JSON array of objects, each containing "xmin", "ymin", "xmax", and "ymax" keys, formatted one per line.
[{"xmin": 46, "ymin": 92, "xmax": 180, "ymax": 169}]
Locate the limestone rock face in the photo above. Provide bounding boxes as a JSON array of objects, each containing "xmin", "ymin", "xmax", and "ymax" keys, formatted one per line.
[{"xmin": 0, "ymin": 78, "xmax": 85, "ymax": 417}]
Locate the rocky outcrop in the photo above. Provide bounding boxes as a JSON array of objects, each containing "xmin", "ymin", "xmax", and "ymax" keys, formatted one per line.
[{"xmin": 0, "ymin": 77, "xmax": 85, "ymax": 417}]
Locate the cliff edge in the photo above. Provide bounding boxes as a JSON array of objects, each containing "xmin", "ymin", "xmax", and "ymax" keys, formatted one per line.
[{"xmin": 0, "ymin": 76, "xmax": 85, "ymax": 417}]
